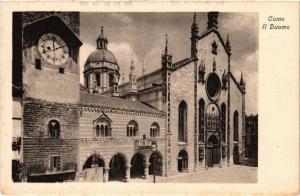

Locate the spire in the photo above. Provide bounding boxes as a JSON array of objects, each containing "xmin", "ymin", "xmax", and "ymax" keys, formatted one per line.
[
  {"xmin": 191, "ymin": 13, "xmax": 199, "ymax": 59},
  {"xmin": 207, "ymin": 12, "xmax": 219, "ymax": 30},
  {"xmin": 164, "ymin": 33, "xmax": 168, "ymax": 55},
  {"xmin": 100, "ymin": 26, "xmax": 104, "ymax": 35},
  {"xmin": 130, "ymin": 52, "xmax": 134, "ymax": 67},
  {"xmin": 162, "ymin": 34, "xmax": 172, "ymax": 69},
  {"xmin": 121, "ymin": 72, "xmax": 126, "ymax": 83},
  {"xmin": 97, "ymin": 26, "xmax": 108, "ymax": 49},
  {"xmin": 240, "ymin": 70, "xmax": 246, "ymax": 92},
  {"xmin": 226, "ymin": 34, "xmax": 232, "ymax": 56},
  {"xmin": 240, "ymin": 70, "xmax": 244, "ymax": 84},
  {"xmin": 142, "ymin": 59, "xmax": 146, "ymax": 76}
]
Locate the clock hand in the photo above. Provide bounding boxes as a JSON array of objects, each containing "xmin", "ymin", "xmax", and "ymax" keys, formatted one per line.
[
  {"xmin": 47, "ymin": 45, "xmax": 66, "ymax": 52},
  {"xmin": 53, "ymin": 40, "xmax": 56, "ymax": 64}
]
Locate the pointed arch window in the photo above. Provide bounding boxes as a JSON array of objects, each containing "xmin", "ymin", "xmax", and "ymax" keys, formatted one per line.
[
  {"xmin": 127, "ymin": 120, "xmax": 138, "ymax": 137},
  {"xmin": 150, "ymin": 122, "xmax": 160, "ymax": 137},
  {"xmin": 48, "ymin": 120, "xmax": 60, "ymax": 138},
  {"xmin": 178, "ymin": 101, "xmax": 188, "ymax": 142},
  {"xmin": 198, "ymin": 99, "xmax": 205, "ymax": 142},
  {"xmin": 221, "ymin": 103, "xmax": 226, "ymax": 142},
  {"xmin": 234, "ymin": 111, "xmax": 239, "ymax": 141}
]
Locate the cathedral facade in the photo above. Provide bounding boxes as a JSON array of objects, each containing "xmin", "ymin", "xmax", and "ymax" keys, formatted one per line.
[{"xmin": 12, "ymin": 12, "xmax": 246, "ymax": 182}]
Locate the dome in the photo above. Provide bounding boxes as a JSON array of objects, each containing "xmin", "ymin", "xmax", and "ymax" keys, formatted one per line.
[{"xmin": 85, "ymin": 48, "xmax": 118, "ymax": 66}]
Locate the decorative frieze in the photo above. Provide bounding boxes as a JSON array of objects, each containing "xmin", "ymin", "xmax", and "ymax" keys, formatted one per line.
[{"xmin": 79, "ymin": 105, "xmax": 165, "ymax": 118}]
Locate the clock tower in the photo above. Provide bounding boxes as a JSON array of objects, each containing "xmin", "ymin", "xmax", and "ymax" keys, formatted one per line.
[{"xmin": 18, "ymin": 12, "xmax": 82, "ymax": 182}]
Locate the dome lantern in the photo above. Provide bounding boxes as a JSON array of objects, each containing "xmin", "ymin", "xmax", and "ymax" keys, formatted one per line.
[{"xmin": 96, "ymin": 26, "xmax": 108, "ymax": 49}]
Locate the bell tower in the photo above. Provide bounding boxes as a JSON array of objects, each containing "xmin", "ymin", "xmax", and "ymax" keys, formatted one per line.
[{"xmin": 126, "ymin": 53, "xmax": 138, "ymax": 101}]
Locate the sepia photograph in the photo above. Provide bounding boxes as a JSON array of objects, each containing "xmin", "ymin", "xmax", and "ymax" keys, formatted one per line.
[{"xmin": 11, "ymin": 11, "xmax": 259, "ymax": 183}]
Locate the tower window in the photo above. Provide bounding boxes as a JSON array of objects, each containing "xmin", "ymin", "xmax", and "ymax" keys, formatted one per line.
[
  {"xmin": 59, "ymin": 67, "xmax": 64, "ymax": 74},
  {"xmin": 109, "ymin": 74, "xmax": 114, "ymax": 87},
  {"xmin": 96, "ymin": 73, "xmax": 101, "ymax": 87},
  {"xmin": 35, "ymin": 58, "xmax": 41, "ymax": 70},
  {"xmin": 48, "ymin": 120, "xmax": 60, "ymax": 138}
]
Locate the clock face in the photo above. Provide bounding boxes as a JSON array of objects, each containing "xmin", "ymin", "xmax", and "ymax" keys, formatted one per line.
[{"xmin": 37, "ymin": 33, "xmax": 69, "ymax": 65}]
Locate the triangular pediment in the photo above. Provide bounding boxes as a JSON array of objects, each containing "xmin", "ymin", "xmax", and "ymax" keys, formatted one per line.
[{"xmin": 93, "ymin": 111, "xmax": 112, "ymax": 124}]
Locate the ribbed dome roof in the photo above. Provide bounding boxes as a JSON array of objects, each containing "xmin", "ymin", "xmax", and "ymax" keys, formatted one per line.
[{"xmin": 85, "ymin": 48, "xmax": 118, "ymax": 65}]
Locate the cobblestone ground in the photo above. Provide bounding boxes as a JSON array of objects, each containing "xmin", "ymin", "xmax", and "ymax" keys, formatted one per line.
[{"xmin": 129, "ymin": 165, "xmax": 257, "ymax": 183}]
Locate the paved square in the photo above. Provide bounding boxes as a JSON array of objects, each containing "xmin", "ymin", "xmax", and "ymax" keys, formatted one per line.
[{"xmin": 130, "ymin": 165, "xmax": 257, "ymax": 183}]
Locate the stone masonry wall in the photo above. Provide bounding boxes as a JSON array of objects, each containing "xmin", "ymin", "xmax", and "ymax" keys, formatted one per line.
[
  {"xmin": 169, "ymin": 61, "xmax": 195, "ymax": 175},
  {"xmin": 23, "ymin": 98, "xmax": 79, "ymax": 174}
]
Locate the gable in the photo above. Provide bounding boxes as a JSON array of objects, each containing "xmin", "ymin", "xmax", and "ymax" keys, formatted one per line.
[
  {"xmin": 199, "ymin": 29, "xmax": 230, "ymax": 56},
  {"xmin": 93, "ymin": 111, "xmax": 112, "ymax": 124}
]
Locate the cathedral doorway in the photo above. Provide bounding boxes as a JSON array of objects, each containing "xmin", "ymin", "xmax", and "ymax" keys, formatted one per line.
[
  {"xmin": 233, "ymin": 145, "xmax": 240, "ymax": 164},
  {"xmin": 130, "ymin": 153, "xmax": 144, "ymax": 178},
  {"xmin": 207, "ymin": 135, "xmax": 220, "ymax": 167},
  {"xmin": 149, "ymin": 151, "xmax": 163, "ymax": 176},
  {"xmin": 177, "ymin": 150, "xmax": 188, "ymax": 172},
  {"xmin": 109, "ymin": 153, "xmax": 126, "ymax": 181}
]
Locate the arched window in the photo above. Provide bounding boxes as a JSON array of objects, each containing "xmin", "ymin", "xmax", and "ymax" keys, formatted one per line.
[
  {"xmin": 198, "ymin": 99, "xmax": 205, "ymax": 142},
  {"xmin": 96, "ymin": 125, "xmax": 100, "ymax": 137},
  {"xmin": 234, "ymin": 111, "xmax": 239, "ymax": 141},
  {"xmin": 178, "ymin": 101, "xmax": 188, "ymax": 142},
  {"xmin": 95, "ymin": 121, "xmax": 111, "ymax": 137},
  {"xmin": 95, "ymin": 73, "xmax": 101, "ymax": 87},
  {"xmin": 150, "ymin": 122, "xmax": 160, "ymax": 137},
  {"xmin": 85, "ymin": 75, "xmax": 89, "ymax": 88},
  {"xmin": 127, "ymin": 120, "xmax": 138, "ymax": 137},
  {"xmin": 48, "ymin": 120, "xmax": 60, "ymax": 138},
  {"xmin": 221, "ymin": 103, "xmax": 226, "ymax": 142}
]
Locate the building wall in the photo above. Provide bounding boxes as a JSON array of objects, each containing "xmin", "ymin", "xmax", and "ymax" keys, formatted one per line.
[
  {"xmin": 22, "ymin": 98, "xmax": 79, "ymax": 175},
  {"xmin": 229, "ymin": 76, "xmax": 243, "ymax": 163},
  {"xmin": 78, "ymin": 106, "xmax": 166, "ymax": 172},
  {"xmin": 169, "ymin": 61, "xmax": 195, "ymax": 174}
]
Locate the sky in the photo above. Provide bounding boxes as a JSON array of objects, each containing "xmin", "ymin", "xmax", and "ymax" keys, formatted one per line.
[{"xmin": 79, "ymin": 12, "xmax": 258, "ymax": 115}]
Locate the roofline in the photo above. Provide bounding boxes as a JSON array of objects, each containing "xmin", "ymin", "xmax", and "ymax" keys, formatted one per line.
[
  {"xmin": 137, "ymin": 68, "xmax": 163, "ymax": 81},
  {"xmin": 228, "ymin": 72, "xmax": 244, "ymax": 93},
  {"xmin": 24, "ymin": 14, "xmax": 82, "ymax": 46},
  {"xmin": 79, "ymin": 92, "xmax": 165, "ymax": 116},
  {"xmin": 172, "ymin": 58, "xmax": 195, "ymax": 71}
]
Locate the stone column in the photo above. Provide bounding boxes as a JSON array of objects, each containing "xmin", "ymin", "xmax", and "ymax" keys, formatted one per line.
[
  {"xmin": 103, "ymin": 167, "xmax": 110, "ymax": 183},
  {"xmin": 143, "ymin": 162, "xmax": 150, "ymax": 179},
  {"xmin": 125, "ymin": 165, "xmax": 131, "ymax": 182}
]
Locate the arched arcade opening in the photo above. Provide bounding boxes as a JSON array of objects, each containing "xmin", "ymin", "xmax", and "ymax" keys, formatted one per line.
[
  {"xmin": 149, "ymin": 151, "xmax": 163, "ymax": 176},
  {"xmin": 130, "ymin": 153, "xmax": 145, "ymax": 179},
  {"xmin": 109, "ymin": 153, "xmax": 126, "ymax": 181}
]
